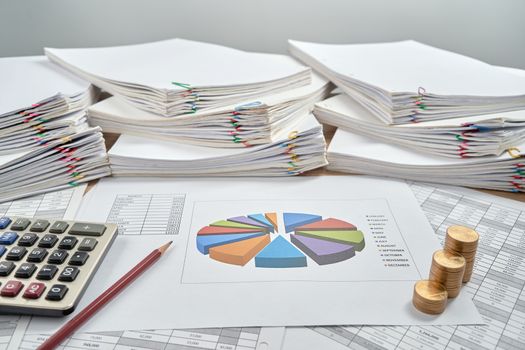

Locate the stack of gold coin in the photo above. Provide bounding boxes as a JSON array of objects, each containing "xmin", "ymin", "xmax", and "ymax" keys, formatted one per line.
[
  {"xmin": 412, "ymin": 280, "xmax": 448, "ymax": 314},
  {"xmin": 445, "ymin": 225, "xmax": 479, "ymax": 283},
  {"xmin": 429, "ymin": 250, "xmax": 465, "ymax": 298}
]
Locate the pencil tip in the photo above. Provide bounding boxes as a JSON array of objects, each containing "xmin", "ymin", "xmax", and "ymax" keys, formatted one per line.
[{"xmin": 158, "ymin": 241, "xmax": 173, "ymax": 254}]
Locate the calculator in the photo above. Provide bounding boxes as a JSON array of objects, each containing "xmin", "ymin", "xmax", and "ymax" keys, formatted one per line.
[{"xmin": 0, "ymin": 217, "xmax": 118, "ymax": 316}]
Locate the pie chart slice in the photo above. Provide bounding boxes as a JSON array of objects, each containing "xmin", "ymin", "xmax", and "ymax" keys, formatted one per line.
[
  {"xmin": 254, "ymin": 235, "xmax": 307, "ymax": 268},
  {"xmin": 210, "ymin": 220, "xmax": 268, "ymax": 231},
  {"xmin": 197, "ymin": 212, "xmax": 365, "ymax": 268},
  {"xmin": 248, "ymin": 214, "xmax": 275, "ymax": 232},
  {"xmin": 283, "ymin": 213, "xmax": 322, "ymax": 233},
  {"xmin": 294, "ymin": 230, "xmax": 365, "ymax": 251},
  {"xmin": 209, "ymin": 234, "xmax": 271, "ymax": 266},
  {"xmin": 290, "ymin": 234, "xmax": 355, "ymax": 265},
  {"xmin": 197, "ymin": 226, "xmax": 263, "ymax": 236},
  {"xmin": 197, "ymin": 232, "xmax": 266, "ymax": 254},
  {"xmin": 295, "ymin": 218, "xmax": 357, "ymax": 231},
  {"xmin": 265, "ymin": 212, "xmax": 278, "ymax": 232},
  {"xmin": 227, "ymin": 216, "xmax": 270, "ymax": 229}
]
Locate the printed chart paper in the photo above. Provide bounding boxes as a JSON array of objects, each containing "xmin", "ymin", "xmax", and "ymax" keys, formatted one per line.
[
  {"xmin": 26, "ymin": 177, "xmax": 481, "ymax": 334},
  {"xmin": 285, "ymin": 182, "xmax": 525, "ymax": 350},
  {"xmin": 19, "ymin": 327, "xmax": 285, "ymax": 350}
]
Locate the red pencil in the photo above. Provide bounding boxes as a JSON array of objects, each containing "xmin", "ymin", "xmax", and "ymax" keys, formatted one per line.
[{"xmin": 38, "ymin": 241, "xmax": 173, "ymax": 350}]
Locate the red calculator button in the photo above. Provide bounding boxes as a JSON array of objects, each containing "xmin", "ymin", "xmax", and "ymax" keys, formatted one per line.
[
  {"xmin": 23, "ymin": 282, "xmax": 46, "ymax": 299},
  {"xmin": 1, "ymin": 281, "xmax": 23, "ymax": 297}
]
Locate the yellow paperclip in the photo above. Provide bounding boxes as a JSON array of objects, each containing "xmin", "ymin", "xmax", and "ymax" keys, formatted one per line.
[
  {"xmin": 288, "ymin": 131, "xmax": 298, "ymax": 140},
  {"xmin": 290, "ymin": 154, "xmax": 300, "ymax": 162},
  {"xmin": 507, "ymin": 147, "xmax": 521, "ymax": 159}
]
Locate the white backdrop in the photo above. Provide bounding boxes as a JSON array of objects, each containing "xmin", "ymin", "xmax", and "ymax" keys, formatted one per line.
[{"xmin": 1, "ymin": 0, "xmax": 524, "ymax": 68}]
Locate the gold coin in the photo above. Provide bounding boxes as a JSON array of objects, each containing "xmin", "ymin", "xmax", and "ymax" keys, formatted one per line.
[
  {"xmin": 433, "ymin": 250, "xmax": 465, "ymax": 271},
  {"xmin": 413, "ymin": 280, "xmax": 448, "ymax": 314},
  {"xmin": 447, "ymin": 226, "xmax": 479, "ymax": 244},
  {"xmin": 414, "ymin": 280, "xmax": 448, "ymax": 302}
]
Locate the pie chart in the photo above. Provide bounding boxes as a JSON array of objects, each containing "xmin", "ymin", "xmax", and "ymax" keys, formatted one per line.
[{"xmin": 196, "ymin": 212, "xmax": 365, "ymax": 268}]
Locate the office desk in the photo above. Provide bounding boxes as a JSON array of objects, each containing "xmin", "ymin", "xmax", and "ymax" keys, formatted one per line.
[{"xmin": 94, "ymin": 128, "xmax": 525, "ymax": 203}]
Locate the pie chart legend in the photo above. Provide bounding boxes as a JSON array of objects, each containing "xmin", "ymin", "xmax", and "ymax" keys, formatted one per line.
[{"xmin": 196, "ymin": 212, "xmax": 365, "ymax": 268}]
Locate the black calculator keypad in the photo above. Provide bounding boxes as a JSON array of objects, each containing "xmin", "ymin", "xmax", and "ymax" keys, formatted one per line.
[
  {"xmin": 46, "ymin": 284, "xmax": 68, "ymax": 301},
  {"xmin": 27, "ymin": 248, "xmax": 48, "ymax": 263},
  {"xmin": 6, "ymin": 247, "xmax": 27, "ymax": 261},
  {"xmin": 15, "ymin": 263, "xmax": 37, "ymax": 278},
  {"xmin": 36, "ymin": 265, "xmax": 58, "ymax": 280},
  {"xmin": 38, "ymin": 234, "xmax": 58, "ymax": 248},
  {"xmin": 69, "ymin": 223, "xmax": 106, "ymax": 236},
  {"xmin": 10, "ymin": 218, "xmax": 30, "ymax": 231},
  {"xmin": 48, "ymin": 250, "xmax": 68, "ymax": 264},
  {"xmin": 0, "ymin": 217, "xmax": 117, "ymax": 316},
  {"xmin": 78, "ymin": 238, "xmax": 98, "ymax": 251},
  {"xmin": 69, "ymin": 252, "xmax": 89, "ymax": 266},
  {"xmin": 58, "ymin": 266, "xmax": 79, "ymax": 282},
  {"xmin": 49, "ymin": 221, "xmax": 68, "ymax": 234},
  {"xmin": 0, "ymin": 262, "xmax": 15, "ymax": 276},
  {"xmin": 18, "ymin": 233, "xmax": 38, "ymax": 246},
  {"xmin": 30, "ymin": 220, "xmax": 50, "ymax": 232},
  {"xmin": 58, "ymin": 236, "xmax": 78, "ymax": 250}
]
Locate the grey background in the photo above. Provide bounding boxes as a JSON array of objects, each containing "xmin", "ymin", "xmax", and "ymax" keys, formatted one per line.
[{"xmin": 1, "ymin": 0, "xmax": 524, "ymax": 68}]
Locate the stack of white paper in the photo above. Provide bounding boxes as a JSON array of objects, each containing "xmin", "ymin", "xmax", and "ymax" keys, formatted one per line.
[
  {"xmin": 327, "ymin": 128, "xmax": 525, "ymax": 192},
  {"xmin": 316, "ymin": 93, "xmax": 525, "ymax": 158},
  {"xmin": 289, "ymin": 40, "xmax": 525, "ymax": 125},
  {"xmin": 0, "ymin": 127, "xmax": 110, "ymax": 202},
  {"xmin": 0, "ymin": 56, "xmax": 96, "ymax": 154},
  {"xmin": 108, "ymin": 108, "xmax": 327, "ymax": 176},
  {"xmin": 46, "ymin": 38, "xmax": 312, "ymax": 118},
  {"xmin": 88, "ymin": 73, "xmax": 332, "ymax": 147}
]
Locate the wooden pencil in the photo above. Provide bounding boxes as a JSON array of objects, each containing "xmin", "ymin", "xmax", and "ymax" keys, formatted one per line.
[{"xmin": 38, "ymin": 241, "xmax": 173, "ymax": 350}]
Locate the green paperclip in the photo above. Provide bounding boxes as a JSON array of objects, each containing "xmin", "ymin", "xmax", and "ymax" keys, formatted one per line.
[{"xmin": 172, "ymin": 82, "xmax": 192, "ymax": 90}]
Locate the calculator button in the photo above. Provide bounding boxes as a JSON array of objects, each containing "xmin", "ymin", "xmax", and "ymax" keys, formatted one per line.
[
  {"xmin": 38, "ymin": 234, "xmax": 58, "ymax": 248},
  {"xmin": 69, "ymin": 223, "xmax": 106, "ymax": 236},
  {"xmin": 10, "ymin": 218, "xmax": 30, "ymax": 231},
  {"xmin": 58, "ymin": 266, "xmax": 79, "ymax": 282},
  {"xmin": 69, "ymin": 252, "xmax": 89, "ymax": 266},
  {"xmin": 48, "ymin": 250, "xmax": 68, "ymax": 264},
  {"xmin": 36, "ymin": 265, "xmax": 58, "ymax": 280},
  {"xmin": 49, "ymin": 221, "xmax": 69, "ymax": 234},
  {"xmin": 0, "ymin": 246, "xmax": 5, "ymax": 257},
  {"xmin": 0, "ymin": 217, "xmax": 11, "ymax": 229},
  {"xmin": 15, "ymin": 263, "xmax": 37, "ymax": 278},
  {"xmin": 18, "ymin": 233, "xmax": 38, "ymax": 247},
  {"xmin": 23, "ymin": 283, "xmax": 46, "ymax": 299},
  {"xmin": 0, "ymin": 232, "xmax": 18, "ymax": 245},
  {"xmin": 1, "ymin": 281, "xmax": 23, "ymax": 297},
  {"xmin": 27, "ymin": 248, "xmax": 48, "ymax": 263},
  {"xmin": 6, "ymin": 246, "xmax": 27, "ymax": 261},
  {"xmin": 46, "ymin": 284, "xmax": 68, "ymax": 301},
  {"xmin": 30, "ymin": 220, "xmax": 50, "ymax": 232},
  {"xmin": 58, "ymin": 236, "xmax": 78, "ymax": 250},
  {"xmin": 0, "ymin": 262, "xmax": 15, "ymax": 276},
  {"xmin": 78, "ymin": 238, "xmax": 98, "ymax": 251}
]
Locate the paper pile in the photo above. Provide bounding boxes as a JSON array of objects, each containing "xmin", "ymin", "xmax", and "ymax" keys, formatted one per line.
[
  {"xmin": 315, "ymin": 93, "xmax": 525, "ymax": 158},
  {"xmin": 289, "ymin": 40, "xmax": 525, "ymax": 125},
  {"xmin": 327, "ymin": 128, "xmax": 525, "ymax": 192},
  {"xmin": 46, "ymin": 38, "xmax": 312, "ymax": 118},
  {"xmin": 108, "ymin": 108, "xmax": 327, "ymax": 176},
  {"xmin": 0, "ymin": 56, "xmax": 97, "ymax": 154},
  {"xmin": 0, "ymin": 126, "xmax": 110, "ymax": 202},
  {"xmin": 88, "ymin": 73, "xmax": 332, "ymax": 147}
]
